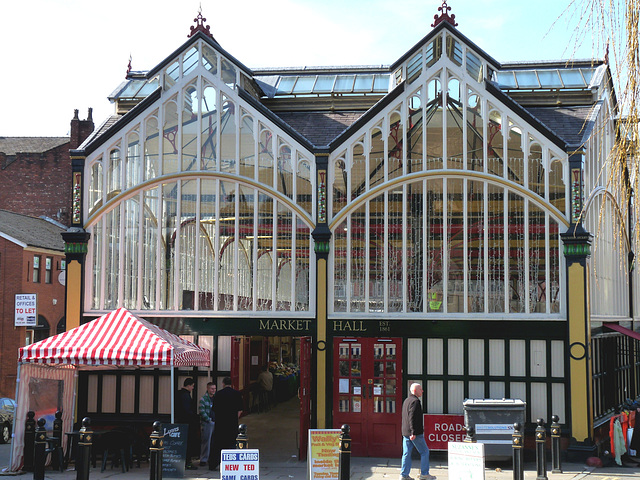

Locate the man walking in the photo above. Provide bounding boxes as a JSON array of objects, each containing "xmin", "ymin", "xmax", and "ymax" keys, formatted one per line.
[
  {"xmin": 401, "ymin": 383, "xmax": 436, "ymax": 480},
  {"xmin": 209, "ymin": 377, "xmax": 243, "ymax": 470},
  {"xmin": 198, "ymin": 382, "xmax": 216, "ymax": 466}
]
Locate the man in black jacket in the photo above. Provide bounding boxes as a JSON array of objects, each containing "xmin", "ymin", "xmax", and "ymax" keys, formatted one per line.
[
  {"xmin": 400, "ymin": 383, "xmax": 436, "ymax": 480},
  {"xmin": 209, "ymin": 377, "xmax": 243, "ymax": 470},
  {"xmin": 175, "ymin": 377, "xmax": 199, "ymax": 470}
]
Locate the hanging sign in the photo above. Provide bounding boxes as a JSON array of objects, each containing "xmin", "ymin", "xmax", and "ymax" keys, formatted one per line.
[
  {"xmin": 15, "ymin": 294, "xmax": 37, "ymax": 327},
  {"xmin": 308, "ymin": 429, "xmax": 340, "ymax": 480}
]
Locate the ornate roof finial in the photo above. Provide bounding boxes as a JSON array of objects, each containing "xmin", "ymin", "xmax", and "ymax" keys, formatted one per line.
[
  {"xmin": 125, "ymin": 54, "xmax": 132, "ymax": 79},
  {"xmin": 189, "ymin": 4, "xmax": 214, "ymax": 39},
  {"xmin": 431, "ymin": 1, "xmax": 458, "ymax": 28}
]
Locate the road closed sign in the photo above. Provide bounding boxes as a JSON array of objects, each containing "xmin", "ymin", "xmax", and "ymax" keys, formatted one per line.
[
  {"xmin": 15, "ymin": 294, "xmax": 37, "ymax": 327},
  {"xmin": 423, "ymin": 414, "xmax": 465, "ymax": 450},
  {"xmin": 221, "ymin": 449, "xmax": 259, "ymax": 480}
]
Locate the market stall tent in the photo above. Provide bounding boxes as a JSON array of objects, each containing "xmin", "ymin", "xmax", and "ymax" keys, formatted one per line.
[{"xmin": 9, "ymin": 307, "xmax": 210, "ymax": 471}]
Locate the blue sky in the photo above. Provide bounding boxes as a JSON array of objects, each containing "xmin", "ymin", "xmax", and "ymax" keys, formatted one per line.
[{"xmin": 0, "ymin": 0, "xmax": 597, "ymax": 137}]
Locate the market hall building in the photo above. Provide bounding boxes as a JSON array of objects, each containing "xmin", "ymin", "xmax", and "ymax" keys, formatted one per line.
[{"xmin": 62, "ymin": 4, "xmax": 638, "ymax": 457}]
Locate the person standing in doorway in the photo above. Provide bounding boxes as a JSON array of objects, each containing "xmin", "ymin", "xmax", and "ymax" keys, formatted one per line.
[
  {"xmin": 209, "ymin": 377, "xmax": 243, "ymax": 470},
  {"xmin": 400, "ymin": 383, "xmax": 436, "ymax": 480},
  {"xmin": 175, "ymin": 377, "xmax": 199, "ymax": 470},
  {"xmin": 198, "ymin": 382, "xmax": 216, "ymax": 466}
]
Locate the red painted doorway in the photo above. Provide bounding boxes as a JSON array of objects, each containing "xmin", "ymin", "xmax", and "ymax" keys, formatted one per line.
[{"xmin": 332, "ymin": 337, "xmax": 403, "ymax": 457}]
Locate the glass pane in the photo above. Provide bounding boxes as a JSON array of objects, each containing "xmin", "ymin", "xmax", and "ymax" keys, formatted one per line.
[
  {"xmin": 466, "ymin": 51, "xmax": 482, "ymax": 82},
  {"xmin": 183, "ymin": 46, "xmax": 199, "ymax": 76},
  {"xmin": 292, "ymin": 76, "xmax": 316, "ymax": 93},
  {"xmin": 220, "ymin": 97, "xmax": 236, "ymax": 174},
  {"xmin": 488, "ymin": 185, "xmax": 505, "ymax": 313},
  {"xmin": 385, "ymin": 378, "xmax": 397, "ymax": 395},
  {"xmin": 383, "ymin": 361, "xmax": 394, "ymax": 377},
  {"xmin": 407, "ymin": 54, "xmax": 422, "ymax": 83},
  {"xmin": 339, "ymin": 396, "xmax": 350, "ymax": 412},
  {"xmin": 468, "ymin": 180, "xmax": 485, "ymax": 312},
  {"xmin": 339, "ymin": 344, "xmax": 349, "ymax": 359},
  {"xmin": 467, "ymin": 93, "xmax": 483, "ymax": 172},
  {"xmin": 373, "ymin": 397, "xmax": 385, "ymax": 413},
  {"xmin": 164, "ymin": 61, "xmax": 179, "ymax": 90},
  {"xmin": 581, "ymin": 68, "xmax": 594, "ymax": 85},
  {"xmin": 495, "ymin": 72, "xmax": 516, "ymax": 88},
  {"xmin": 537, "ymin": 70, "xmax": 563, "ymax": 88},
  {"xmin": 508, "ymin": 192, "xmax": 526, "ymax": 312},
  {"xmin": 201, "ymin": 86, "xmax": 217, "ymax": 171},
  {"xmin": 515, "ymin": 71, "xmax": 540, "ymax": 88},
  {"xmin": 559, "ymin": 69, "xmax": 586, "ymax": 87},
  {"xmin": 163, "ymin": 101, "xmax": 179, "ymax": 175},
  {"xmin": 221, "ymin": 59, "xmax": 236, "ymax": 87},
  {"xmin": 202, "ymin": 45, "xmax": 217, "ymax": 73},
  {"xmin": 374, "ymin": 344, "xmax": 384, "ymax": 359},
  {"xmin": 199, "ymin": 180, "xmax": 216, "ymax": 310},
  {"xmin": 373, "ymin": 361, "xmax": 383, "ymax": 377},
  {"xmin": 334, "ymin": 75, "xmax": 355, "ymax": 92},
  {"xmin": 313, "ymin": 75, "xmax": 336, "ymax": 93},
  {"xmin": 352, "ymin": 396, "xmax": 362, "ymax": 413},
  {"xmin": 386, "ymin": 344, "xmax": 396, "ymax": 359},
  {"xmin": 529, "ymin": 203, "xmax": 546, "ymax": 313},
  {"xmin": 182, "ymin": 84, "xmax": 198, "ymax": 172},
  {"xmin": 426, "ymin": 79, "xmax": 443, "ymax": 170},
  {"xmin": 351, "ymin": 361, "xmax": 361, "ymax": 377},
  {"xmin": 258, "ymin": 126, "xmax": 274, "ymax": 187},
  {"xmin": 354, "ymin": 74, "xmax": 374, "ymax": 92},
  {"xmin": 373, "ymin": 74, "xmax": 389, "ymax": 92},
  {"xmin": 277, "ymin": 77, "xmax": 296, "ymax": 94},
  {"xmin": 339, "ymin": 360, "xmax": 349, "ymax": 376}
]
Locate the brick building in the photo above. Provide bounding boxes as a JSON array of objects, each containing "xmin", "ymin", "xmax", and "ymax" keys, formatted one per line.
[
  {"xmin": 0, "ymin": 110, "xmax": 94, "ymax": 227},
  {"xmin": 0, "ymin": 210, "xmax": 66, "ymax": 397}
]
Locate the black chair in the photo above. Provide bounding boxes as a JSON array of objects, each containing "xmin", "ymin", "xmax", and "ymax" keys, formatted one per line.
[{"xmin": 97, "ymin": 430, "xmax": 131, "ymax": 473}]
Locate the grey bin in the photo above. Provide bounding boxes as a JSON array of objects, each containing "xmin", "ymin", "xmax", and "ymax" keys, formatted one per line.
[{"xmin": 463, "ymin": 398, "xmax": 526, "ymax": 460}]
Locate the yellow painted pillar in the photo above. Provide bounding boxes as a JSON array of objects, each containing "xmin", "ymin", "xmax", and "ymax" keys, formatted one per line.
[
  {"xmin": 312, "ymin": 152, "xmax": 331, "ymax": 428},
  {"xmin": 561, "ymin": 151, "xmax": 596, "ymax": 456}
]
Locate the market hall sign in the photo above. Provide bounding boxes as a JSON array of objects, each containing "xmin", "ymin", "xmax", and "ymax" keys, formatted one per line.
[{"xmin": 259, "ymin": 319, "xmax": 313, "ymax": 332}]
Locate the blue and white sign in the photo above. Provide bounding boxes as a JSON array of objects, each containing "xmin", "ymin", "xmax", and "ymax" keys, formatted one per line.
[{"xmin": 221, "ymin": 449, "xmax": 259, "ymax": 480}]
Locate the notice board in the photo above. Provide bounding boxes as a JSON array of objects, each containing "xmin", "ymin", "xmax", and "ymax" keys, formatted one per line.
[
  {"xmin": 307, "ymin": 429, "xmax": 340, "ymax": 480},
  {"xmin": 447, "ymin": 441, "xmax": 485, "ymax": 480},
  {"xmin": 162, "ymin": 424, "xmax": 188, "ymax": 478}
]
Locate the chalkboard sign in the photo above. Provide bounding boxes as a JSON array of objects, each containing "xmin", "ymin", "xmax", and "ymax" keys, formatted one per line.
[{"xmin": 162, "ymin": 423, "xmax": 188, "ymax": 478}]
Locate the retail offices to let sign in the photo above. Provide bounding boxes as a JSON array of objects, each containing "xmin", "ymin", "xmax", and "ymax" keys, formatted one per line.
[{"xmin": 15, "ymin": 294, "xmax": 37, "ymax": 327}]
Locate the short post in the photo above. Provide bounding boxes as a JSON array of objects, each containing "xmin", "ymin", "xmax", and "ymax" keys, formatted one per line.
[
  {"xmin": 24, "ymin": 411, "xmax": 36, "ymax": 472},
  {"xmin": 550, "ymin": 415, "xmax": 562, "ymax": 473},
  {"xmin": 464, "ymin": 426, "xmax": 476, "ymax": 442},
  {"xmin": 52, "ymin": 410, "xmax": 63, "ymax": 471},
  {"xmin": 338, "ymin": 425, "xmax": 351, "ymax": 480},
  {"xmin": 76, "ymin": 417, "xmax": 92, "ymax": 480},
  {"xmin": 512, "ymin": 422, "xmax": 524, "ymax": 480},
  {"xmin": 535, "ymin": 418, "xmax": 548, "ymax": 480},
  {"xmin": 236, "ymin": 424, "xmax": 248, "ymax": 449},
  {"xmin": 33, "ymin": 418, "xmax": 47, "ymax": 480},
  {"xmin": 149, "ymin": 421, "xmax": 164, "ymax": 480}
]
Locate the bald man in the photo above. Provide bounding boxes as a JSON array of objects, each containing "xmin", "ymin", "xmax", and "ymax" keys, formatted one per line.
[{"xmin": 400, "ymin": 383, "xmax": 436, "ymax": 480}]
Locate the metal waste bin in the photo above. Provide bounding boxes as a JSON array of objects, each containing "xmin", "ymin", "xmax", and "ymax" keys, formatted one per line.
[{"xmin": 463, "ymin": 399, "xmax": 526, "ymax": 460}]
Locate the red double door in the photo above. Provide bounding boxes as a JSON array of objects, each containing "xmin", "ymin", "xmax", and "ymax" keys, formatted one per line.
[{"xmin": 332, "ymin": 337, "xmax": 403, "ymax": 457}]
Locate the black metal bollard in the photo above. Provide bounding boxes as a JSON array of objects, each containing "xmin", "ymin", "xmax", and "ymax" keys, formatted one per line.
[
  {"xmin": 535, "ymin": 418, "xmax": 548, "ymax": 480},
  {"xmin": 464, "ymin": 426, "xmax": 476, "ymax": 442},
  {"xmin": 52, "ymin": 410, "xmax": 63, "ymax": 471},
  {"xmin": 149, "ymin": 421, "xmax": 164, "ymax": 480},
  {"xmin": 236, "ymin": 424, "xmax": 248, "ymax": 449},
  {"xmin": 24, "ymin": 411, "xmax": 36, "ymax": 472},
  {"xmin": 338, "ymin": 425, "xmax": 351, "ymax": 480},
  {"xmin": 550, "ymin": 415, "xmax": 562, "ymax": 473},
  {"xmin": 33, "ymin": 418, "xmax": 47, "ymax": 480},
  {"xmin": 76, "ymin": 417, "xmax": 92, "ymax": 480},
  {"xmin": 512, "ymin": 422, "xmax": 524, "ymax": 480}
]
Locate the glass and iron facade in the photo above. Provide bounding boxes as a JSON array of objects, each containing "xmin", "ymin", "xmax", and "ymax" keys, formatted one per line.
[{"xmin": 68, "ymin": 11, "xmax": 638, "ymax": 445}]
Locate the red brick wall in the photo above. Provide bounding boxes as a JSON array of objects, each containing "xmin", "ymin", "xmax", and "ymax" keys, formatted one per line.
[
  {"xmin": 0, "ymin": 143, "xmax": 72, "ymax": 225},
  {"xmin": 0, "ymin": 239, "xmax": 66, "ymax": 397}
]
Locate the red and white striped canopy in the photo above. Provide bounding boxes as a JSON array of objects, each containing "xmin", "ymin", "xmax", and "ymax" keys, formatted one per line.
[{"xmin": 18, "ymin": 308, "xmax": 210, "ymax": 368}]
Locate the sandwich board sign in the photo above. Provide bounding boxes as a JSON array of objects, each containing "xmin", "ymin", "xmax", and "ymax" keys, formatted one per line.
[{"xmin": 447, "ymin": 441, "xmax": 485, "ymax": 480}]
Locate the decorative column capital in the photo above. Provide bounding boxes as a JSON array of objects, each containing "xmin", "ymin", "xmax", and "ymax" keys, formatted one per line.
[{"xmin": 561, "ymin": 225, "xmax": 593, "ymax": 260}]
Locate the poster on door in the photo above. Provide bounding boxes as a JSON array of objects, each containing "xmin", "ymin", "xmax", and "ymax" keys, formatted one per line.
[{"xmin": 308, "ymin": 429, "xmax": 340, "ymax": 480}]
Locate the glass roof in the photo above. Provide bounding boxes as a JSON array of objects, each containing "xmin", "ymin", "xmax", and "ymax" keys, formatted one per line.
[
  {"xmin": 112, "ymin": 77, "xmax": 160, "ymax": 100},
  {"xmin": 275, "ymin": 74, "xmax": 389, "ymax": 95},
  {"xmin": 495, "ymin": 67, "xmax": 597, "ymax": 90}
]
